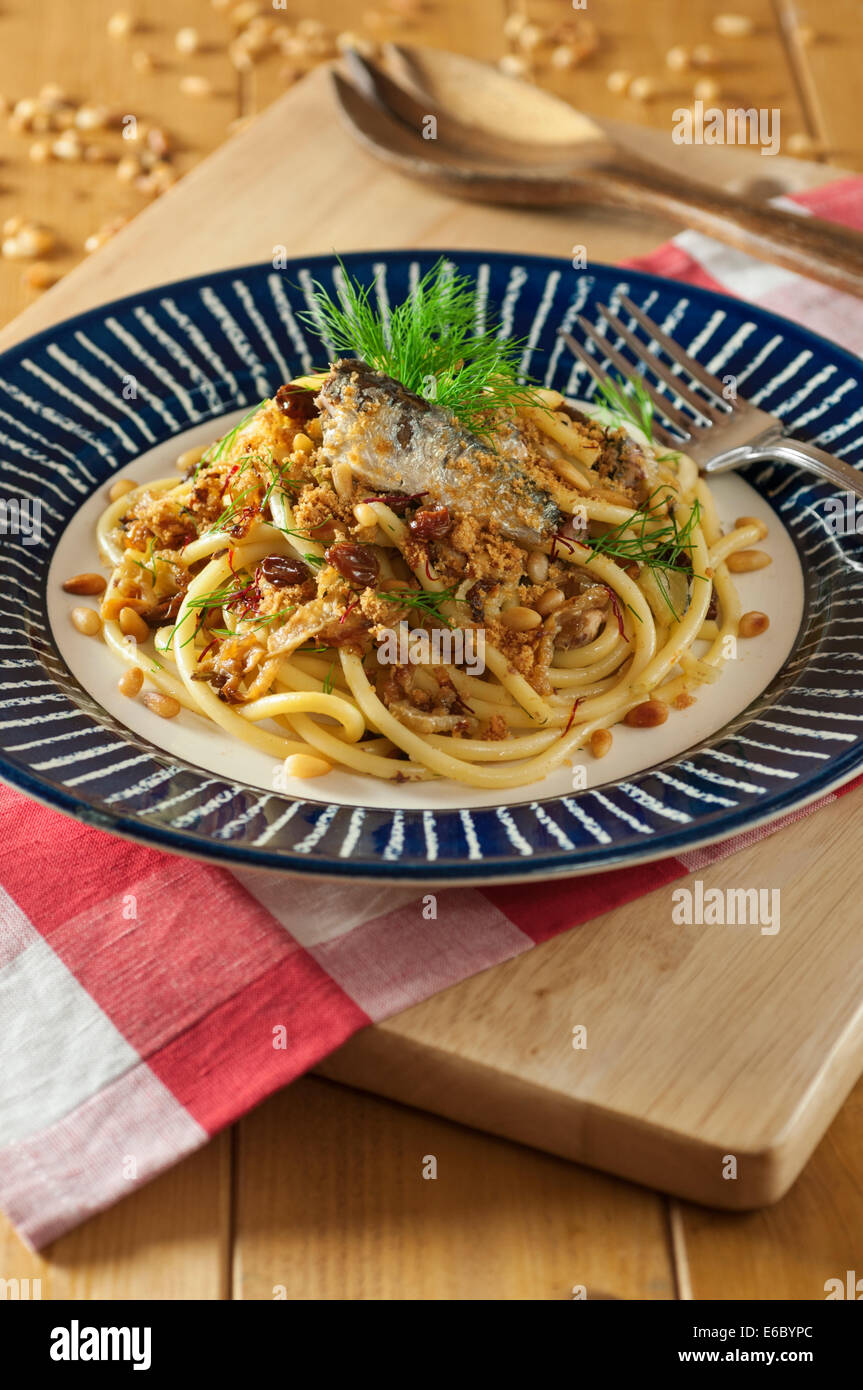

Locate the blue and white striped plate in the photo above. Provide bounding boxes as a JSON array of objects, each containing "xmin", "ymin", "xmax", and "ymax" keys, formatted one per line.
[{"xmin": 2, "ymin": 250, "xmax": 862, "ymax": 882}]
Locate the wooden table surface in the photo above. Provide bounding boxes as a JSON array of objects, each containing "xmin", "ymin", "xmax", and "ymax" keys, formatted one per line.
[{"xmin": 1, "ymin": 0, "xmax": 862, "ymax": 1300}]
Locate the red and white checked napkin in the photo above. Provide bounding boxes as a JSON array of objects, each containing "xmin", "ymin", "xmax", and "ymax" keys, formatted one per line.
[{"xmin": 3, "ymin": 177, "xmax": 863, "ymax": 1251}]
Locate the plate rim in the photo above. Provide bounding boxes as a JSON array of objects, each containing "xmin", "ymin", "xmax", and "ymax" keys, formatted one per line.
[{"xmin": 1, "ymin": 246, "xmax": 861, "ymax": 881}]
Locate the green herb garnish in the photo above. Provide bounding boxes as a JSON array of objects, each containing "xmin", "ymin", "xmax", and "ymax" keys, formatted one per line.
[
  {"xmin": 131, "ymin": 537, "xmax": 159, "ymax": 584},
  {"xmin": 159, "ymin": 572, "xmax": 255, "ymax": 650},
  {"xmin": 592, "ymin": 372, "xmax": 655, "ymax": 445},
  {"xmin": 377, "ymin": 584, "xmax": 458, "ymax": 628},
  {"xmin": 197, "ymin": 400, "xmax": 270, "ymax": 475},
  {"xmin": 301, "ymin": 258, "xmax": 547, "ymax": 439},
  {"xmin": 584, "ymin": 492, "xmax": 704, "ymax": 620}
]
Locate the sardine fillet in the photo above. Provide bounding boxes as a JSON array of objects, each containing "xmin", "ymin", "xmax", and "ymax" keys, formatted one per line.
[{"xmin": 316, "ymin": 360, "xmax": 562, "ymax": 547}]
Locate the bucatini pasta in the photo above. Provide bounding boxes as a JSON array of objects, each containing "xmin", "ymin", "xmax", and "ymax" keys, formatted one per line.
[{"xmin": 75, "ymin": 264, "xmax": 770, "ymax": 789}]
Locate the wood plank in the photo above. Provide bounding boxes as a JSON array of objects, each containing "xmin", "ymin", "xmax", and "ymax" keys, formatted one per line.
[
  {"xmin": 319, "ymin": 790, "xmax": 863, "ymax": 1209},
  {"xmin": 0, "ymin": 0, "xmax": 239, "ymax": 327},
  {"xmin": 0, "ymin": 1133, "xmax": 231, "ymax": 1298},
  {"xmin": 233, "ymin": 1076, "xmax": 675, "ymax": 1300},
  {"xmin": 679, "ymin": 1074, "xmax": 863, "ymax": 1299},
  {"xmin": 776, "ymin": 0, "xmax": 863, "ymax": 170}
]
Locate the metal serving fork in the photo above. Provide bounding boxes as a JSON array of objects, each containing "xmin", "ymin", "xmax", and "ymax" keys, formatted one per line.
[{"xmin": 560, "ymin": 295, "xmax": 863, "ymax": 501}]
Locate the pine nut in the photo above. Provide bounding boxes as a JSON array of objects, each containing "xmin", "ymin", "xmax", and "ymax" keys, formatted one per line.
[
  {"xmin": 84, "ymin": 216, "xmax": 127, "ymax": 253},
  {"xmin": 712, "ymin": 13, "xmax": 755, "ymax": 38},
  {"xmin": 107, "ymin": 11, "xmax": 133, "ymax": 40},
  {"xmin": 353, "ymin": 502, "xmax": 379, "ymax": 528},
  {"xmin": 692, "ymin": 43, "xmax": 719, "ymax": 67},
  {"xmin": 526, "ymin": 549, "xmax": 549, "ymax": 584},
  {"xmin": 503, "ymin": 12, "xmax": 528, "ymax": 39},
  {"xmin": 292, "ymin": 432, "xmax": 314, "ymax": 453},
  {"xmin": 71, "ymin": 606, "xmax": 101, "ymax": 635},
  {"xmin": 119, "ymin": 606, "xmax": 150, "ymax": 642},
  {"xmin": 625, "ymin": 699, "xmax": 668, "ymax": 728},
  {"xmin": 52, "ymin": 131, "xmax": 83, "ymax": 161},
  {"xmin": 606, "ymin": 70, "xmax": 632, "ymax": 95},
  {"xmin": 335, "ymin": 30, "xmax": 375, "ymax": 57},
  {"xmin": 787, "ymin": 132, "xmax": 821, "ymax": 157},
  {"xmin": 590, "ymin": 728, "xmax": 613, "ymax": 758},
  {"xmin": 517, "ymin": 22, "xmax": 544, "ymax": 52},
  {"xmin": 726, "ymin": 549, "xmax": 771, "ymax": 573},
  {"xmin": 118, "ymin": 666, "xmax": 143, "ymax": 697},
  {"xmin": 175, "ymin": 27, "xmax": 200, "ymax": 55},
  {"xmin": 331, "ymin": 461, "xmax": 354, "ymax": 502},
  {"xmin": 143, "ymin": 691, "xmax": 181, "ymax": 718},
  {"xmin": 23, "ymin": 262, "xmax": 60, "ymax": 291},
  {"xmin": 629, "ymin": 76, "xmax": 658, "ymax": 102},
  {"xmin": 230, "ymin": 1, "xmax": 263, "ymax": 27},
  {"xmin": 176, "ymin": 445, "xmax": 206, "ymax": 473},
  {"xmin": 694, "ymin": 77, "xmax": 721, "ymax": 101},
  {"xmin": 498, "ymin": 54, "xmax": 529, "ymax": 78},
  {"xmin": 500, "ymin": 605, "xmax": 542, "ymax": 631},
  {"xmin": 551, "ymin": 45, "xmax": 577, "ymax": 70},
  {"xmin": 534, "ymin": 587, "xmax": 565, "ymax": 616},
  {"xmin": 179, "ymin": 75, "xmax": 213, "ymax": 99},
  {"xmin": 109, "ymin": 477, "xmax": 137, "ymax": 501},
  {"xmin": 75, "ymin": 104, "xmax": 111, "ymax": 131},
  {"xmin": 665, "ymin": 45, "xmax": 691, "ymax": 72},
  {"xmin": 739, "ymin": 611, "xmax": 770, "ymax": 638},
  {"xmin": 116, "ymin": 154, "xmax": 141, "ymax": 183},
  {"xmin": 283, "ymin": 753, "xmax": 332, "ymax": 779},
  {"xmin": 735, "ymin": 515, "xmax": 768, "ymax": 540},
  {"xmin": 3, "ymin": 223, "xmax": 54, "ymax": 258},
  {"xmin": 63, "ymin": 572, "xmax": 106, "ymax": 596}
]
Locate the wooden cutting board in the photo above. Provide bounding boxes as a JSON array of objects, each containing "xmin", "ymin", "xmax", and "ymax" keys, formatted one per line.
[{"xmin": 5, "ymin": 65, "xmax": 863, "ymax": 1210}]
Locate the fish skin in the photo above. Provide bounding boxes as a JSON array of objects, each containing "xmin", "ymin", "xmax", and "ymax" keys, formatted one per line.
[{"xmin": 316, "ymin": 359, "xmax": 562, "ymax": 547}]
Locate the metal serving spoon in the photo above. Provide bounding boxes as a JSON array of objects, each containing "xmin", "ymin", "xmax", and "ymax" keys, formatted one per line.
[{"xmin": 333, "ymin": 44, "xmax": 863, "ymax": 301}]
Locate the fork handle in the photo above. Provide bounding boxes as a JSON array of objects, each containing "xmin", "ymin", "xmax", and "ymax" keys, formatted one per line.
[
  {"xmin": 591, "ymin": 157, "xmax": 863, "ymax": 300},
  {"xmin": 762, "ymin": 434, "xmax": 863, "ymax": 500},
  {"xmin": 710, "ymin": 431, "xmax": 863, "ymax": 501}
]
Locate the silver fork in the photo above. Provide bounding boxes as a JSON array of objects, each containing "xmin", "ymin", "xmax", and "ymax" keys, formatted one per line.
[{"xmin": 559, "ymin": 294, "xmax": 863, "ymax": 501}]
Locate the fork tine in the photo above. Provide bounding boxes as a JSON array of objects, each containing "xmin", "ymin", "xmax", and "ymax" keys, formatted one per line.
[
  {"xmin": 557, "ymin": 330, "xmax": 683, "ymax": 449},
  {"xmin": 598, "ymin": 303, "xmax": 724, "ymax": 425},
  {"xmin": 573, "ymin": 316, "xmax": 695, "ymax": 437},
  {"xmin": 618, "ymin": 295, "xmax": 743, "ymax": 408}
]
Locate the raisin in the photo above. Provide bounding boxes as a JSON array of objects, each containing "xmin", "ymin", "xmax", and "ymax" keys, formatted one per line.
[
  {"xmin": 275, "ymin": 383, "xmax": 317, "ymax": 421},
  {"xmin": 258, "ymin": 554, "xmax": 311, "ymax": 588},
  {"xmin": 325, "ymin": 541, "xmax": 379, "ymax": 587},
  {"xmin": 409, "ymin": 505, "xmax": 452, "ymax": 540},
  {"xmin": 362, "ymin": 491, "xmax": 427, "ymax": 515},
  {"xmin": 146, "ymin": 593, "xmax": 185, "ymax": 626}
]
